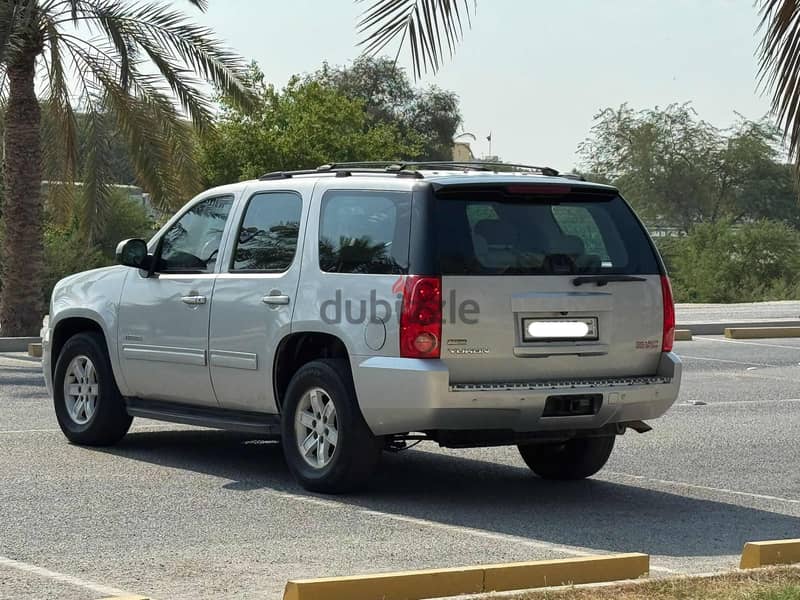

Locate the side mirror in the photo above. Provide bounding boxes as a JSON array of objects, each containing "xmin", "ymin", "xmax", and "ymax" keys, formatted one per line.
[{"xmin": 116, "ymin": 238, "xmax": 151, "ymax": 271}]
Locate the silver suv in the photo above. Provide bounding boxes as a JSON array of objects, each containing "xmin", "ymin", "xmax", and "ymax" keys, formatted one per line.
[{"xmin": 42, "ymin": 162, "xmax": 682, "ymax": 493}]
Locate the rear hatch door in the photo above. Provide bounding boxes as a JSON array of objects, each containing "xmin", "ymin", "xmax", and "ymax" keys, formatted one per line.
[{"xmin": 434, "ymin": 182, "xmax": 665, "ymax": 385}]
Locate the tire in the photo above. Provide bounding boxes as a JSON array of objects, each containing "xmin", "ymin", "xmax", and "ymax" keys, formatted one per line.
[
  {"xmin": 53, "ymin": 331, "xmax": 132, "ymax": 446},
  {"xmin": 518, "ymin": 435, "xmax": 615, "ymax": 480},
  {"xmin": 281, "ymin": 359, "xmax": 382, "ymax": 493}
]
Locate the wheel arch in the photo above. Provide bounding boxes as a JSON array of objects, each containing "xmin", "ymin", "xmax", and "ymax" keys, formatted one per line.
[
  {"xmin": 273, "ymin": 331, "xmax": 351, "ymax": 412},
  {"xmin": 50, "ymin": 314, "xmax": 121, "ymax": 388}
]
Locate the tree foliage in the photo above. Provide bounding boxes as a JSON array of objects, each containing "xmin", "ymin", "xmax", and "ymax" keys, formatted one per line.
[
  {"xmin": 199, "ymin": 61, "xmax": 451, "ymax": 186},
  {"xmin": 311, "ymin": 56, "xmax": 462, "ymax": 160},
  {"xmin": 658, "ymin": 220, "xmax": 800, "ymax": 302},
  {"xmin": 579, "ymin": 103, "xmax": 800, "ymax": 231}
]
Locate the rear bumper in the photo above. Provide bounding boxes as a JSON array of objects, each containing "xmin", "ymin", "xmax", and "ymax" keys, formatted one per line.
[{"xmin": 352, "ymin": 352, "xmax": 682, "ymax": 436}]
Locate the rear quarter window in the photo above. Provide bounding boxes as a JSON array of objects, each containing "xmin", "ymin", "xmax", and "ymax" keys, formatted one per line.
[
  {"xmin": 319, "ymin": 190, "xmax": 411, "ymax": 274},
  {"xmin": 436, "ymin": 188, "xmax": 659, "ymax": 276}
]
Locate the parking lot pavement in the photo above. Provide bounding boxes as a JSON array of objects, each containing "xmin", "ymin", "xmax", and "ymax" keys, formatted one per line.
[{"xmin": 1, "ymin": 339, "xmax": 799, "ymax": 599}]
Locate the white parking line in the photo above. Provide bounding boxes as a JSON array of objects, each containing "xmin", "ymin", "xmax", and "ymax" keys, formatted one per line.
[
  {"xmin": 0, "ymin": 555, "xmax": 130, "ymax": 596},
  {"xmin": 694, "ymin": 336, "xmax": 800, "ymax": 350},
  {"xmin": 605, "ymin": 472, "xmax": 800, "ymax": 506},
  {"xmin": 264, "ymin": 489, "xmax": 678, "ymax": 573},
  {"xmin": 679, "ymin": 354, "xmax": 777, "ymax": 367},
  {"xmin": 676, "ymin": 398, "xmax": 800, "ymax": 407}
]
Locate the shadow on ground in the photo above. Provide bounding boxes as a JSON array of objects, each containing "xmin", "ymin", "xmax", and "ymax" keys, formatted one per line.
[{"xmin": 99, "ymin": 428, "xmax": 800, "ymax": 560}]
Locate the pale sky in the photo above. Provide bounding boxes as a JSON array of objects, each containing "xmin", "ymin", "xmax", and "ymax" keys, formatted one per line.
[{"xmin": 186, "ymin": 0, "xmax": 773, "ymax": 171}]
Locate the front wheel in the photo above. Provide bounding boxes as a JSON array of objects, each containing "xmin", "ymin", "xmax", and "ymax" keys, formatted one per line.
[
  {"xmin": 518, "ymin": 435, "xmax": 615, "ymax": 480},
  {"xmin": 53, "ymin": 332, "xmax": 132, "ymax": 446},
  {"xmin": 281, "ymin": 359, "xmax": 382, "ymax": 493}
]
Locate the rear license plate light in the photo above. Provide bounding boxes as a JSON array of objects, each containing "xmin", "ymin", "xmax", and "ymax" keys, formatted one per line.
[{"xmin": 522, "ymin": 317, "xmax": 598, "ymax": 342}]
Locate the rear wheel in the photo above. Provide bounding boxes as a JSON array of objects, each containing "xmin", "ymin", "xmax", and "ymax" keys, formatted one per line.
[
  {"xmin": 53, "ymin": 332, "xmax": 132, "ymax": 446},
  {"xmin": 281, "ymin": 359, "xmax": 382, "ymax": 493},
  {"xmin": 518, "ymin": 435, "xmax": 615, "ymax": 480}
]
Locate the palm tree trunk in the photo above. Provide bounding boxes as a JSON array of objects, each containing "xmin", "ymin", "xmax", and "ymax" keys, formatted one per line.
[{"xmin": 1, "ymin": 50, "xmax": 43, "ymax": 336}]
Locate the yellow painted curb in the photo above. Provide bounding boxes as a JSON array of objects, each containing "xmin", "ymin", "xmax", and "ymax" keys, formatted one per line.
[
  {"xmin": 724, "ymin": 327, "xmax": 800, "ymax": 339},
  {"xmin": 283, "ymin": 553, "xmax": 649, "ymax": 600},
  {"xmin": 27, "ymin": 342, "xmax": 42, "ymax": 357},
  {"xmin": 674, "ymin": 329, "xmax": 693, "ymax": 341},
  {"xmin": 740, "ymin": 539, "xmax": 800, "ymax": 569}
]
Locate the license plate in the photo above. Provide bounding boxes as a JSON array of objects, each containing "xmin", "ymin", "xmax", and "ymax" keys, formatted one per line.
[{"xmin": 522, "ymin": 317, "xmax": 599, "ymax": 342}]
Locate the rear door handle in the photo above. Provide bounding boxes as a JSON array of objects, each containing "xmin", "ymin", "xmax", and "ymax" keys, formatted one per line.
[
  {"xmin": 261, "ymin": 294, "xmax": 290, "ymax": 306},
  {"xmin": 181, "ymin": 295, "xmax": 207, "ymax": 305}
]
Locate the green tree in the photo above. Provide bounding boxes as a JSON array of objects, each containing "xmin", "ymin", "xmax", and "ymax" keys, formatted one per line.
[
  {"xmin": 41, "ymin": 188, "xmax": 156, "ymax": 302},
  {"xmin": 0, "ymin": 0, "xmax": 252, "ymax": 336},
  {"xmin": 311, "ymin": 56, "xmax": 462, "ymax": 160},
  {"xmin": 578, "ymin": 103, "xmax": 799, "ymax": 232},
  {"xmin": 200, "ymin": 63, "xmax": 421, "ymax": 187},
  {"xmin": 658, "ymin": 220, "xmax": 800, "ymax": 303}
]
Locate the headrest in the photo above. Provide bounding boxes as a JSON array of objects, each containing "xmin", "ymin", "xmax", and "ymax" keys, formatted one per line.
[{"xmin": 474, "ymin": 220, "xmax": 517, "ymax": 245}]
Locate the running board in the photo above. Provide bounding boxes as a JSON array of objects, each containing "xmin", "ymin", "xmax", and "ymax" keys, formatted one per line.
[{"xmin": 125, "ymin": 398, "xmax": 281, "ymax": 436}]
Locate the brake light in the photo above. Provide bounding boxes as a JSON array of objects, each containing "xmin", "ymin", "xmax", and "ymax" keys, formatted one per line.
[
  {"xmin": 399, "ymin": 276, "xmax": 442, "ymax": 358},
  {"xmin": 661, "ymin": 275, "xmax": 675, "ymax": 352},
  {"xmin": 506, "ymin": 184, "xmax": 571, "ymax": 195}
]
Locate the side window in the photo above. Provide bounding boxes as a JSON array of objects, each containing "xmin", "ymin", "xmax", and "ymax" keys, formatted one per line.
[
  {"xmin": 319, "ymin": 191, "xmax": 411, "ymax": 274},
  {"xmin": 232, "ymin": 192, "xmax": 302, "ymax": 272},
  {"xmin": 159, "ymin": 196, "xmax": 233, "ymax": 273}
]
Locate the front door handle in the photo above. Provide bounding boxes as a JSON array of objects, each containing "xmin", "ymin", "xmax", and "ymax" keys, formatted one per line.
[
  {"xmin": 261, "ymin": 294, "xmax": 290, "ymax": 306},
  {"xmin": 181, "ymin": 295, "xmax": 207, "ymax": 305}
]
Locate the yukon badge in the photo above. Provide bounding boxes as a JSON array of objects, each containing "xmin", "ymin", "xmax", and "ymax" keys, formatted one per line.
[{"xmin": 448, "ymin": 347, "xmax": 490, "ymax": 355}]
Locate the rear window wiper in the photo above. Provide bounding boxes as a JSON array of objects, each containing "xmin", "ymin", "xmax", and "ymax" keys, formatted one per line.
[{"xmin": 572, "ymin": 275, "xmax": 647, "ymax": 287}]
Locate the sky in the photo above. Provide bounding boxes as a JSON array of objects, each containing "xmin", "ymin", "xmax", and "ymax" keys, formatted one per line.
[{"xmin": 185, "ymin": 0, "xmax": 773, "ymax": 171}]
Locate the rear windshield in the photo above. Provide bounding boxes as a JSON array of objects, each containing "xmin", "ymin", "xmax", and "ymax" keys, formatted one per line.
[{"xmin": 435, "ymin": 189, "xmax": 660, "ymax": 276}]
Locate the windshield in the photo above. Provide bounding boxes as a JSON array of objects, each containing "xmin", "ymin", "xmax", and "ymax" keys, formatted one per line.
[{"xmin": 435, "ymin": 189, "xmax": 660, "ymax": 276}]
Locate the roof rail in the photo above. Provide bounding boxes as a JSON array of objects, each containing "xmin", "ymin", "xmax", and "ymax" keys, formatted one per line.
[
  {"xmin": 258, "ymin": 164, "xmax": 423, "ymax": 180},
  {"xmin": 326, "ymin": 161, "xmax": 561, "ymax": 177},
  {"xmin": 258, "ymin": 160, "xmax": 561, "ymax": 180}
]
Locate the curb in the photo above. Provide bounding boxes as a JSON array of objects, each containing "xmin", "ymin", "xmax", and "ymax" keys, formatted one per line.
[
  {"xmin": 725, "ymin": 326, "xmax": 800, "ymax": 339},
  {"xmin": 741, "ymin": 539, "xmax": 800, "ymax": 569},
  {"xmin": 676, "ymin": 321, "xmax": 800, "ymax": 336},
  {"xmin": 674, "ymin": 329, "xmax": 693, "ymax": 341},
  {"xmin": 282, "ymin": 553, "xmax": 649, "ymax": 600},
  {"xmin": 0, "ymin": 337, "xmax": 41, "ymax": 352}
]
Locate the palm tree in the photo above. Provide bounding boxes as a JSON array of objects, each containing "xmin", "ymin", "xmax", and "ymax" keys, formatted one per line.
[{"xmin": 0, "ymin": 0, "xmax": 252, "ymax": 336}]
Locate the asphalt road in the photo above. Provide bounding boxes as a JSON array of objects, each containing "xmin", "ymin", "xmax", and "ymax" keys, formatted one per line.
[{"xmin": 1, "ymin": 336, "xmax": 799, "ymax": 599}]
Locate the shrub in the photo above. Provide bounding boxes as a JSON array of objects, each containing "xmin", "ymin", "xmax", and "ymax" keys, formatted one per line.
[{"xmin": 656, "ymin": 220, "xmax": 800, "ymax": 303}]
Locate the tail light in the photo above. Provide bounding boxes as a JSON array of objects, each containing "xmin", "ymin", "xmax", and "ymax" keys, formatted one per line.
[
  {"xmin": 661, "ymin": 275, "xmax": 675, "ymax": 352},
  {"xmin": 399, "ymin": 276, "xmax": 442, "ymax": 358}
]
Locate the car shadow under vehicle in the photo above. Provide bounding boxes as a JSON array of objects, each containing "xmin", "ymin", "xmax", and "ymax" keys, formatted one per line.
[{"xmin": 100, "ymin": 427, "xmax": 800, "ymax": 561}]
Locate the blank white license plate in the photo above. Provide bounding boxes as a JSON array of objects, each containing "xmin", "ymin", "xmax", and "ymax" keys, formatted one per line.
[{"xmin": 522, "ymin": 317, "xmax": 599, "ymax": 341}]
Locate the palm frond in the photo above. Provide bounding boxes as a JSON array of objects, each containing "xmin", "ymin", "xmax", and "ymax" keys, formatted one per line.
[
  {"xmin": 356, "ymin": 0, "xmax": 475, "ymax": 79},
  {"xmin": 79, "ymin": 1, "xmax": 254, "ymax": 114},
  {"xmin": 758, "ymin": 0, "xmax": 800, "ymax": 170},
  {"xmin": 61, "ymin": 34, "xmax": 205, "ymax": 210},
  {"xmin": 41, "ymin": 17, "xmax": 79, "ymax": 188},
  {"xmin": 80, "ymin": 105, "xmax": 114, "ymax": 245}
]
